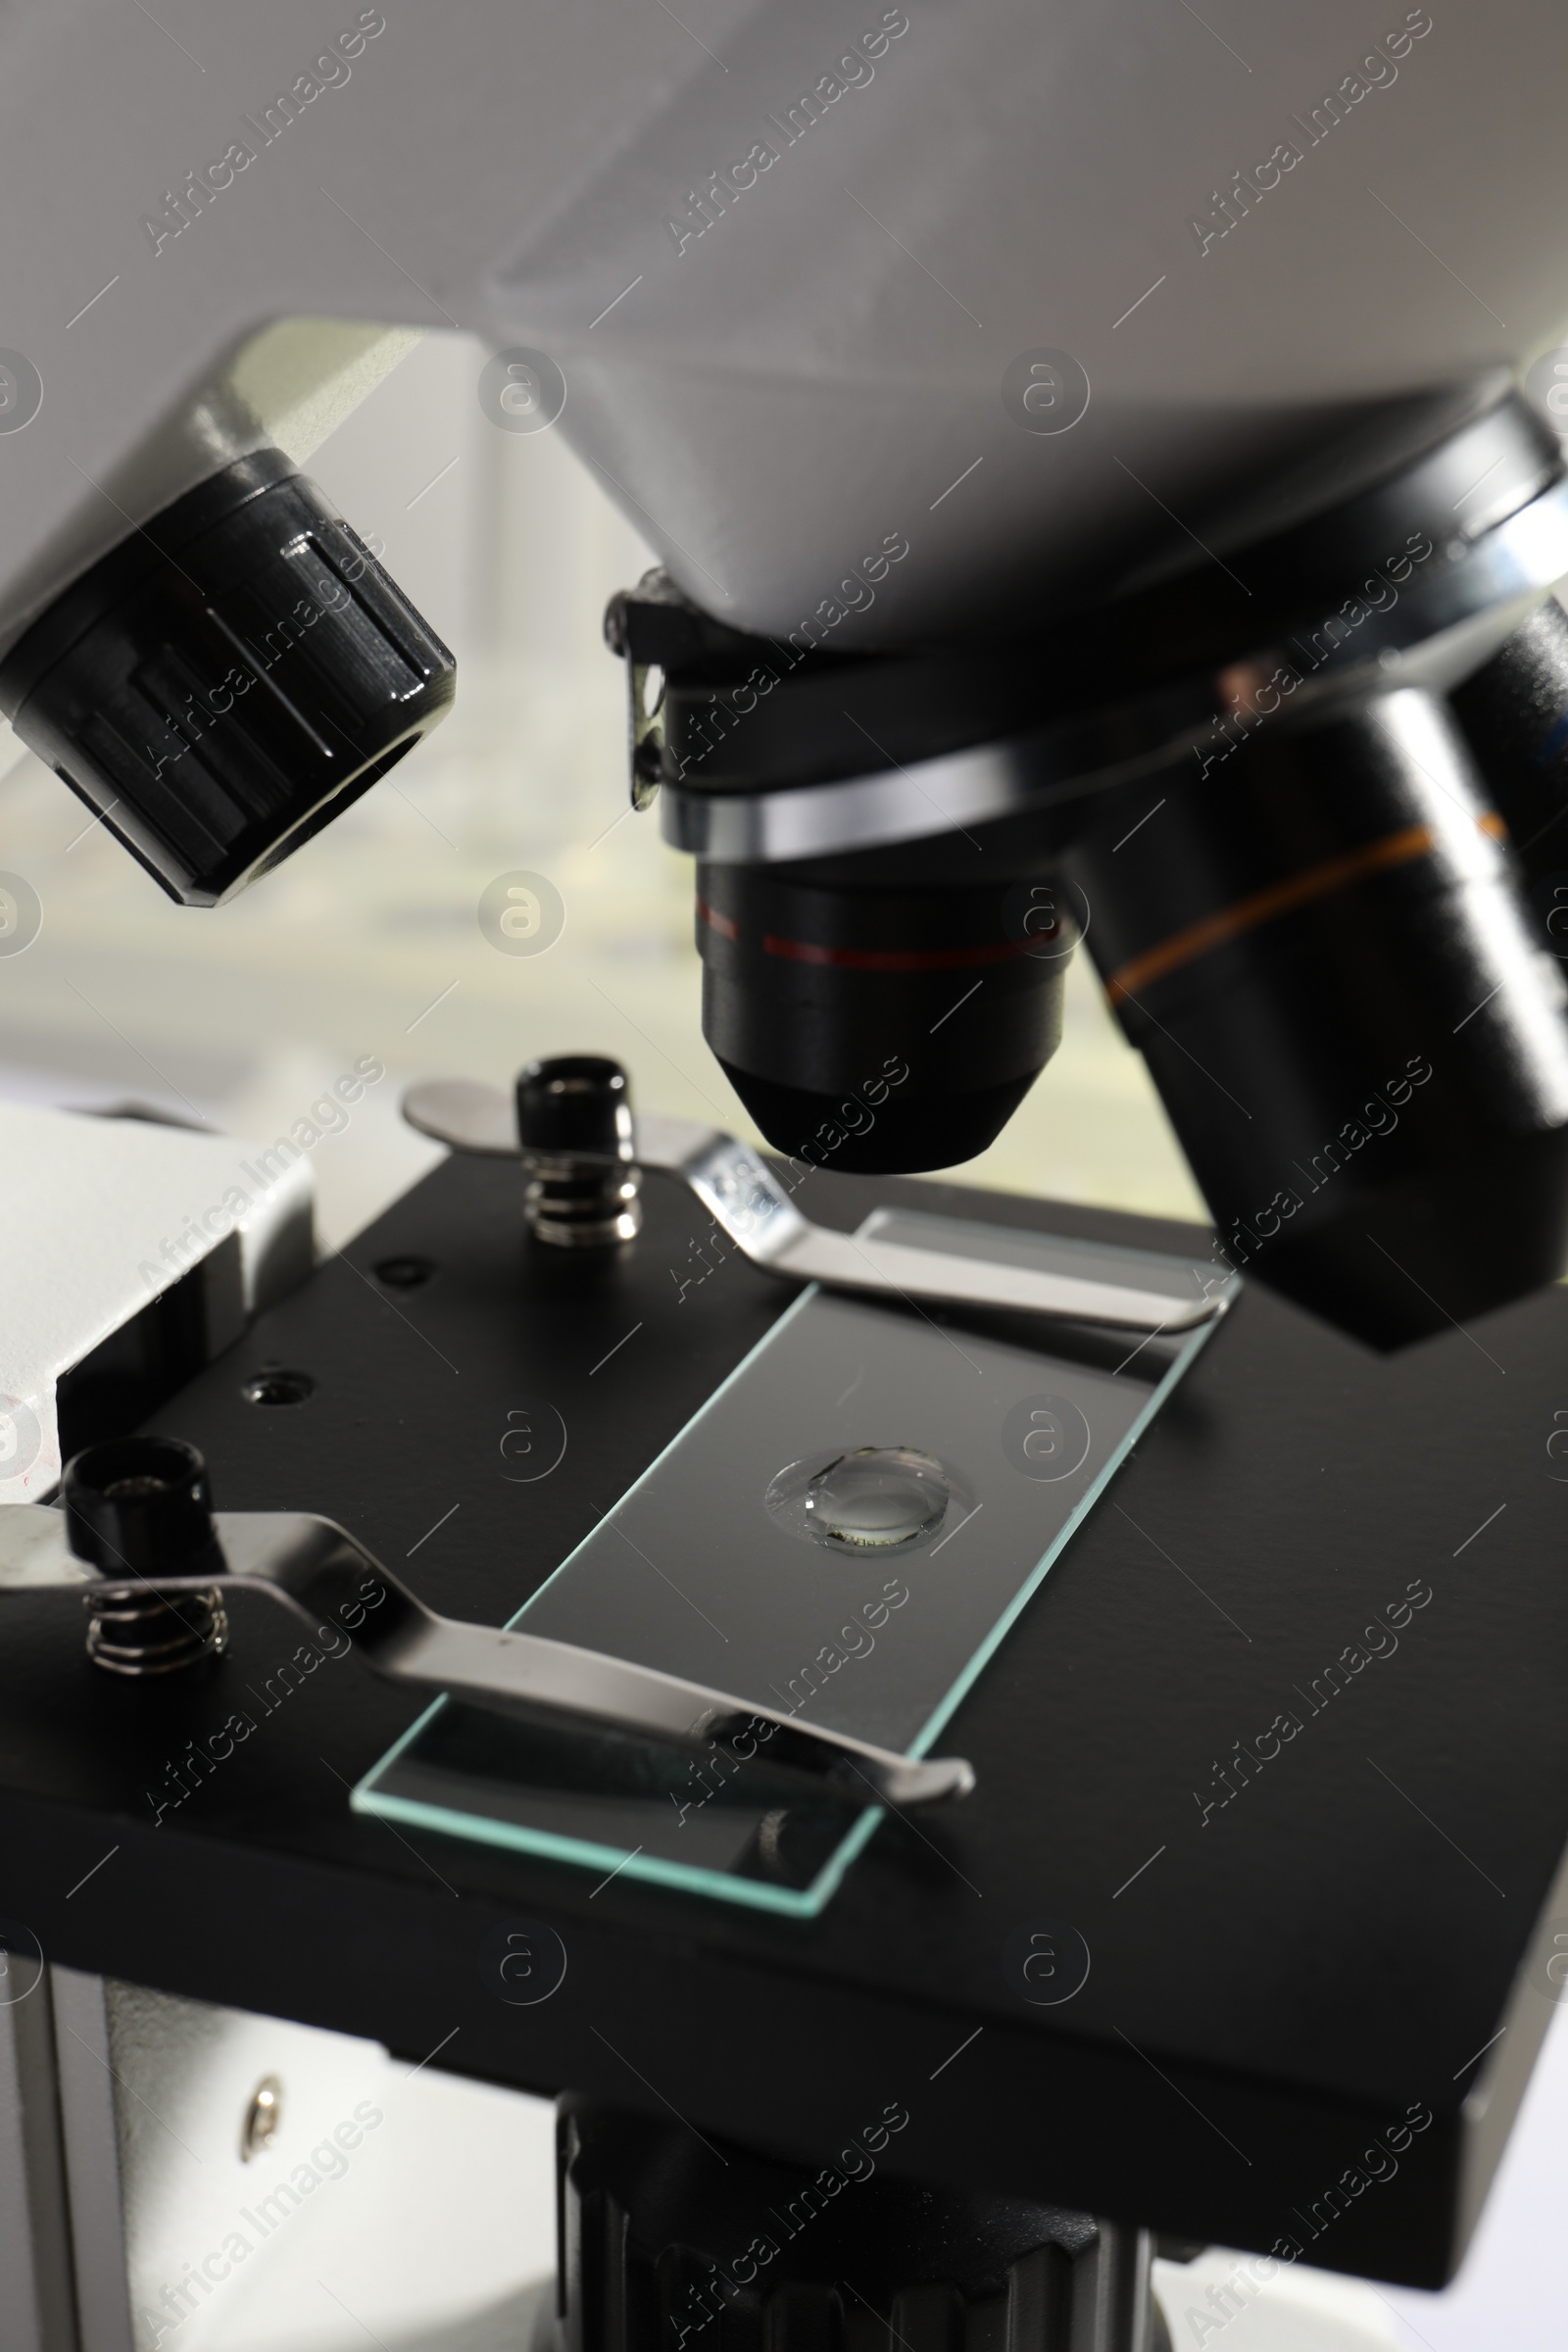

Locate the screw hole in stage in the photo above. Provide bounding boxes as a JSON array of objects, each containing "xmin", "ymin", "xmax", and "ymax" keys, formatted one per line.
[{"xmin": 373, "ymin": 1255, "xmax": 435, "ymax": 1289}]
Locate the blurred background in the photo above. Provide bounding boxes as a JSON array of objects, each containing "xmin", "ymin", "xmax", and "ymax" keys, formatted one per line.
[{"xmin": 0, "ymin": 329, "xmax": 1206, "ymax": 1248}]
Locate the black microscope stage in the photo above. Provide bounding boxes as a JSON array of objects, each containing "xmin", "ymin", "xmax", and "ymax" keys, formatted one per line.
[{"xmin": 0, "ymin": 1151, "xmax": 1563, "ymax": 2288}]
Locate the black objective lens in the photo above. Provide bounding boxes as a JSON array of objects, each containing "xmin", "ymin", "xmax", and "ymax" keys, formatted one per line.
[
  {"xmin": 0, "ymin": 448, "xmax": 455, "ymax": 906},
  {"xmin": 1066, "ymin": 687, "xmax": 1568, "ymax": 1348},
  {"xmin": 697, "ymin": 848, "xmax": 1073, "ymax": 1175}
]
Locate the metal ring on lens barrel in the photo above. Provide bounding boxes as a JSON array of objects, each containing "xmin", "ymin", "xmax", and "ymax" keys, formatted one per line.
[
  {"xmin": 515, "ymin": 1056, "xmax": 641, "ymax": 1248},
  {"xmin": 638, "ymin": 395, "xmax": 1568, "ymax": 869},
  {"xmin": 1065, "ymin": 688, "xmax": 1568, "ymax": 1348}
]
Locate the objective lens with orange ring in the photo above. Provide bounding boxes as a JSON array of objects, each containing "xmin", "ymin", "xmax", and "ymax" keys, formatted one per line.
[{"xmin": 1065, "ymin": 688, "xmax": 1568, "ymax": 1348}]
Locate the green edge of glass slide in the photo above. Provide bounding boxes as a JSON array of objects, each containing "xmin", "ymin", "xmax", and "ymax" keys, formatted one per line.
[{"xmin": 351, "ymin": 1285, "xmax": 1230, "ymax": 1917}]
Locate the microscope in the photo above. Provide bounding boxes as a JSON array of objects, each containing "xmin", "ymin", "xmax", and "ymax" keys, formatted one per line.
[{"xmin": 1, "ymin": 4, "xmax": 1566, "ymax": 2348}]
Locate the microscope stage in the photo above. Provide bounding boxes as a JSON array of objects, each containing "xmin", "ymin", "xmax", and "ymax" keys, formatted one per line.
[{"xmin": 0, "ymin": 1152, "xmax": 1561, "ymax": 2288}]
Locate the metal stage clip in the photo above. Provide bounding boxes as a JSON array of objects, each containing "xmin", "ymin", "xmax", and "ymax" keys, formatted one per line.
[
  {"xmin": 403, "ymin": 1076, "xmax": 1226, "ymax": 1336},
  {"xmin": 0, "ymin": 1446, "xmax": 973, "ymax": 1809}
]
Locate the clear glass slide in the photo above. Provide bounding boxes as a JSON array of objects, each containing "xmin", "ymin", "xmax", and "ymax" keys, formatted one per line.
[{"xmin": 354, "ymin": 1211, "xmax": 1232, "ymax": 1916}]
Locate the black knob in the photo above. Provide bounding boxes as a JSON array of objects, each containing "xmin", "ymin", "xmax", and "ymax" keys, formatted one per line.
[
  {"xmin": 515, "ymin": 1057, "xmax": 641, "ymax": 1248},
  {"xmin": 63, "ymin": 1436, "xmax": 217, "ymax": 1574},
  {"xmin": 516, "ymin": 1056, "xmax": 635, "ymax": 1159},
  {"xmin": 557, "ymin": 2102, "xmax": 1162, "ymax": 2352},
  {"xmin": 0, "ymin": 448, "xmax": 456, "ymax": 906}
]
